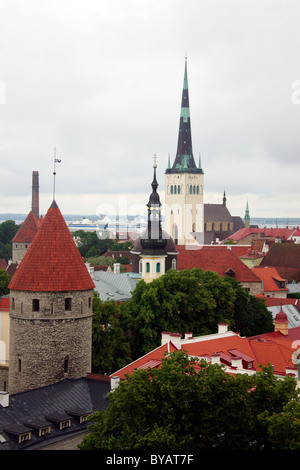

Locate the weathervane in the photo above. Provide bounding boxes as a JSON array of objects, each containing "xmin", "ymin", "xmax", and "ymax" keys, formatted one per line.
[{"xmin": 53, "ymin": 147, "xmax": 62, "ymax": 200}]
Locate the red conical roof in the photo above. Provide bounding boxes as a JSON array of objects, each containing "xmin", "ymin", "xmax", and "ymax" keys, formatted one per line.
[
  {"xmin": 9, "ymin": 200, "xmax": 95, "ymax": 292},
  {"xmin": 12, "ymin": 210, "xmax": 39, "ymax": 243}
]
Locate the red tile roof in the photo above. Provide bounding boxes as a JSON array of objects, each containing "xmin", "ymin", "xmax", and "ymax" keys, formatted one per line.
[
  {"xmin": 0, "ymin": 297, "xmax": 10, "ymax": 311},
  {"xmin": 225, "ymin": 227, "xmax": 295, "ymax": 243},
  {"xmin": 12, "ymin": 211, "xmax": 39, "ymax": 243},
  {"xmin": 252, "ymin": 266, "xmax": 288, "ymax": 292},
  {"xmin": 9, "ymin": 200, "xmax": 95, "ymax": 292},
  {"xmin": 111, "ymin": 343, "xmax": 177, "ymax": 380},
  {"xmin": 0, "ymin": 259, "xmax": 7, "ymax": 270},
  {"xmin": 176, "ymin": 246, "xmax": 261, "ymax": 283},
  {"xmin": 256, "ymin": 295, "xmax": 297, "ymax": 308},
  {"xmin": 111, "ymin": 327, "xmax": 299, "ymax": 379}
]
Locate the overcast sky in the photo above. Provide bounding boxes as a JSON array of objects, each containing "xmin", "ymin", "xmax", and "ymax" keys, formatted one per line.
[{"xmin": 1, "ymin": 0, "xmax": 300, "ymax": 220}]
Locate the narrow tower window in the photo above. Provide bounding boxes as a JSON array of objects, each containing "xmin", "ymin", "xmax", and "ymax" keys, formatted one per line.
[
  {"xmin": 64, "ymin": 356, "xmax": 69, "ymax": 374},
  {"xmin": 146, "ymin": 262, "xmax": 150, "ymax": 273},
  {"xmin": 156, "ymin": 262, "xmax": 161, "ymax": 273},
  {"xmin": 65, "ymin": 298, "xmax": 72, "ymax": 311},
  {"xmin": 32, "ymin": 299, "xmax": 40, "ymax": 312}
]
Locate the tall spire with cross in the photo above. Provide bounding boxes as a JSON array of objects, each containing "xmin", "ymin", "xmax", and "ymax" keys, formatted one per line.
[{"xmin": 166, "ymin": 57, "xmax": 203, "ymax": 174}]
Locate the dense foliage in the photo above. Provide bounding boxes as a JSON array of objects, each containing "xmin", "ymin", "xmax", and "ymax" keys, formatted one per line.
[
  {"xmin": 79, "ymin": 350, "xmax": 299, "ymax": 451},
  {"xmin": 91, "ymin": 292, "xmax": 131, "ymax": 375},
  {"xmin": 120, "ymin": 268, "xmax": 274, "ymax": 359},
  {"xmin": 0, "ymin": 269, "xmax": 11, "ymax": 295},
  {"xmin": 0, "ymin": 220, "xmax": 20, "ymax": 261}
]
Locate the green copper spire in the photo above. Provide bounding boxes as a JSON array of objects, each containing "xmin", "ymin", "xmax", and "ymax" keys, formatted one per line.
[{"xmin": 166, "ymin": 57, "xmax": 203, "ymax": 174}]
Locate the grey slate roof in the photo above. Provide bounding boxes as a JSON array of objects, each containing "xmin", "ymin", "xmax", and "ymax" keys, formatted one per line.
[
  {"xmin": 204, "ymin": 203, "xmax": 233, "ymax": 222},
  {"xmin": 0, "ymin": 375, "xmax": 110, "ymax": 450},
  {"xmin": 93, "ymin": 271, "xmax": 138, "ymax": 302}
]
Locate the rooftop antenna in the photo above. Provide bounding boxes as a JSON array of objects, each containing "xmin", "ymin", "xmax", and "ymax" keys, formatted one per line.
[{"xmin": 53, "ymin": 147, "xmax": 62, "ymax": 200}]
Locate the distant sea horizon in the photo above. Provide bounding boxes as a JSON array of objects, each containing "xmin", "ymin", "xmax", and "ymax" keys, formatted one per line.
[{"xmin": 1, "ymin": 213, "xmax": 300, "ymax": 229}]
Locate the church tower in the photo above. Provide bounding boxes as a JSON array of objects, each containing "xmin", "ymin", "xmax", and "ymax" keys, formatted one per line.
[
  {"xmin": 244, "ymin": 201, "xmax": 250, "ymax": 228},
  {"xmin": 8, "ymin": 200, "xmax": 95, "ymax": 394},
  {"xmin": 165, "ymin": 57, "xmax": 204, "ymax": 246},
  {"xmin": 131, "ymin": 158, "xmax": 178, "ymax": 281}
]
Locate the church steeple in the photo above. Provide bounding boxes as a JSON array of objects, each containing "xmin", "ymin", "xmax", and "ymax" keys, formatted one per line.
[
  {"xmin": 244, "ymin": 200, "xmax": 250, "ymax": 228},
  {"xmin": 166, "ymin": 57, "xmax": 203, "ymax": 174}
]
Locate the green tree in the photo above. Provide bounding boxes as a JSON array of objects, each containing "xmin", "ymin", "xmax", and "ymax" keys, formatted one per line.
[
  {"xmin": 0, "ymin": 220, "xmax": 20, "ymax": 261},
  {"xmin": 0, "ymin": 269, "xmax": 11, "ymax": 295},
  {"xmin": 259, "ymin": 401, "xmax": 300, "ymax": 450},
  {"xmin": 121, "ymin": 268, "xmax": 273, "ymax": 359},
  {"xmin": 79, "ymin": 351, "xmax": 298, "ymax": 451},
  {"xmin": 92, "ymin": 292, "xmax": 131, "ymax": 374}
]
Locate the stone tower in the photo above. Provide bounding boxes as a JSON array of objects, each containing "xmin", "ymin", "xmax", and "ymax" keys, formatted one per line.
[
  {"xmin": 8, "ymin": 200, "xmax": 95, "ymax": 394},
  {"xmin": 11, "ymin": 210, "xmax": 39, "ymax": 263},
  {"xmin": 165, "ymin": 57, "xmax": 204, "ymax": 246}
]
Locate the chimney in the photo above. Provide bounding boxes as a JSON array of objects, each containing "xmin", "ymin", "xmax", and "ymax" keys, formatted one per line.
[
  {"xmin": 114, "ymin": 263, "xmax": 120, "ymax": 274},
  {"xmin": 161, "ymin": 331, "xmax": 171, "ymax": 345},
  {"xmin": 211, "ymin": 353, "xmax": 221, "ymax": 365},
  {"xmin": 231, "ymin": 357, "xmax": 243, "ymax": 369},
  {"xmin": 169, "ymin": 333, "xmax": 182, "ymax": 349},
  {"xmin": 218, "ymin": 323, "xmax": 228, "ymax": 334},
  {"xmin": 0, "ymin": 391, "xmax": 9, "ymax": 407},
  {"xmin": 184, "ymin": 332, "xmax": 193, "ymax": 340},
  {"xmin": 32, "ymin": 171, "xmax": 39, "ymax": 221},
  {"xmin": 111, "ymin": 376, "xmax": 120, "ymax": 391}
]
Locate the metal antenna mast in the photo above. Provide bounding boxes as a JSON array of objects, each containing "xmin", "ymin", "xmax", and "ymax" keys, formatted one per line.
[{"xmin": 53, "ymin": 147, "xmax": 61, "ymax": 200}]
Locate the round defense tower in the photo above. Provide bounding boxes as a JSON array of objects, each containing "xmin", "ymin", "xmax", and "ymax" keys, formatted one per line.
[{"xmin": 8, "ymin": 200, "xmax": 94, "ymax": 394}]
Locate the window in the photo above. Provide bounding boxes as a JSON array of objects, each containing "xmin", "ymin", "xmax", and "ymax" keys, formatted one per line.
[
  {"xmin": 51, "ymin": 303, "xmax": 54, "ymax": 314},
  {"xmin": 178, "ymin": 185, "xmax": 180, "ymax": 194},
  {"xmin": 19, "ymin": 432, "xmax": 31, "ymax": 443},
  {"xmin": 196, "ymin": 185, "xmax": 199, "ymax": 194},
  {"xmin": 18, "ymin": 359, "xmax": 22, "ymax": 373},
  {"xmin": 171, "ymin": 258, "xmax": 177, "ymax": 270},
  {"xmin": 156, "ymin": 262, "xmax": 161, "ymax": 273},
  {"xmin": 170, "ymin": 185, "xmax": 173, "ymax": 194},
  {"xmin": 64, "ymin": 356, "xmax": 69, "ymax": 374},
  {"xmin": 60, "ymin": 420, "xmax": 71, "ymax": 430},
  {"xmin": 32, "ymin": 299, "xmax": 39, "ymax": 312},
  {"xmin": 65, "ymin": 298, "xmax": 72, "ymax": 311},
  {"xmin": 146, "ymin": 262, "xmax": 150, "ymax": 273},
  {"xmin": 139, "ymin": 259, "xmax": 143, "ymax": 273},
  {"xmin": 39, "ymin": 426, "xmax": 51, "ymax": 437},
  {"xmin": 11, "ymin": 297, "xmax": 15, "ymax": 310},
  {"xmin": 88, "ymin": 297, "xmax": 92, "ymax": 308}
]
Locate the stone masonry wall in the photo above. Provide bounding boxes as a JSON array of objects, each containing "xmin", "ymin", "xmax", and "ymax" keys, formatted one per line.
[{"xmin": 9, "ymin": 289, "xmax": 93, "ymax": 394}]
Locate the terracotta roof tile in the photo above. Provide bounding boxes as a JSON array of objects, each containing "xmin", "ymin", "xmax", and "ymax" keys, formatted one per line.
[
  {"xmin": 176, "ymin": 246, "xmax": 261, "ymax": 283},
  {"xmin": 252, "ymin": 266, "xmax": 288, "ymax": 292},
  {"xmin": 0, "ymin": 259, "xmax": 7, "ymax": 269},
  {"xmin": 9, "ymin": 200, "xmax": 95, "ymax": 292},
  {"xmin": 12, "ymin": 211, "xmax": 39, "ymax": 243}
]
